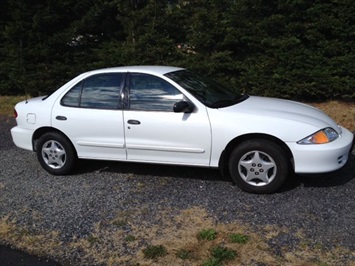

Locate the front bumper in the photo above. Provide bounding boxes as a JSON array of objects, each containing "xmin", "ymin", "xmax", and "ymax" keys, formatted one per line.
[{"xmin": 287, "ymin": 126, "xmax": 354, "ymax": 173}]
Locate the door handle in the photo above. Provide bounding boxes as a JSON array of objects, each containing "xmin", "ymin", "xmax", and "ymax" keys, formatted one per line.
[
  {"xmin": 56, "ymin": 116, "xmax": 67, "ymax": 121},
  {"xmin": 127, "ymin": 119, "xmax": 141, "ymax": 125}
]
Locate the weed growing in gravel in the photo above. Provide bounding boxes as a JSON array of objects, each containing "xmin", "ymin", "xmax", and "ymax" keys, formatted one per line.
[
  {"xmin": 316, "ymin": 261, "xmax": 330, "ymax": 266},
  {"xmin": 112, "ymin": 220, "xmax": 126, "ymax": 227},
  {"xmin": 210, "ymin": 245, "xmax": 237, "ymax": 261},
  {"xmin": 202, "ymin": 257, "xmax": 221, "ymax": 266},
  {"xmin": 229, "ymin": 233, "xmax": 249, "ymax": 244},
  {"xmin": 87, "ymin": 235, "xmax": 99, "ymax": 246},
  {"xmin": 202, "ymin": 245, "xmax": 238, "ymax": 266},
  {"xmin": 176, "ymin": 248, "xmax": 193, "ymax": 260},
  {"xmin": 142, "ymin": 244, "xmax": 167, "ymax": 259},
  {"xmin": 198, "ymin": 228, "xmax": 217, "ymax": 241},
  {"xmin": 124, "ymin": 235, "xmax": 136, "ymax": 242}
]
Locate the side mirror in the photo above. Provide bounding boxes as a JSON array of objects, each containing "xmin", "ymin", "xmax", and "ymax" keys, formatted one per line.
[{"xmin": 173, "ymin": 101, "xmax": 194, "ymax": 113}]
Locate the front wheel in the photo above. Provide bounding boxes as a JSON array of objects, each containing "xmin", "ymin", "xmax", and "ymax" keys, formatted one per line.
[
  {"xmin": 229, "ymin": 140, "xmax": 289, "ymax": 194},
  {"xmin": 36, "ymin": 132, "xmax": 77, "ymax": 175}
]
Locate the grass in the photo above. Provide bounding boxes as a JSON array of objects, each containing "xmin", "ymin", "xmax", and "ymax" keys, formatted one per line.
[
  {"xmin": 198, "ymin": 228, "xmax": 218, "ymax": 241},
  {"xmin": 124, "ymin": 234, "xmax": 136, "ymax": 242},
  {"xmin": 176, "ymin": 248, "xmax": 193, "ymax": 260},
  {"xmin": 1, "ymin": 207, "xmax": 354, "ymax": 265},
  {"xmin": 229, "ymin": 233, "xmax": 249, "ymax": 244},
  {"xmin": 0, "ymin": 96, "xmax": 27, "ymax": 117},
  {"xmin": 112, "ymin": 219, "xmax": 127, "ymax": 227},
  {"xmin": 209, "ymin": 245, "xmax": 237, "ymax": 263},
  {"xmin": 142, "ymin": 245, "xmax": 168, "ymax": 259},
  {"xmin": 308, "ymin": 101, "xmax": 355, "ymax": 131}
]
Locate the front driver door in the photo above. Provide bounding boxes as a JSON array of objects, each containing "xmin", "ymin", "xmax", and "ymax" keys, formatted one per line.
[{"xmin": 123, "ymin": 73, "xmax": 211, "ymax": 166}]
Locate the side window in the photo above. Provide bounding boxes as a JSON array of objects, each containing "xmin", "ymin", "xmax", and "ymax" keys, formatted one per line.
[
  {"xmin": 129, "ymin": 74, "xmax": 183, "ymax": 111},
  {"xmin": 61, "ymin": 73, "xmax": 123, "ymax": 109},
  {"xmin": 61, "ymin": 83, "xmax": 82, "ymax": 107}
]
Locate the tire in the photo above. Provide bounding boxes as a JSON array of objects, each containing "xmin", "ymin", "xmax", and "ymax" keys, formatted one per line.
[
  {"xmin": 229, "ymin": 139, "xmax": 289, "ymax": 194},
  {"xmin": 36, "ymin": 132, "xmax": 77, "ymax": 175}
]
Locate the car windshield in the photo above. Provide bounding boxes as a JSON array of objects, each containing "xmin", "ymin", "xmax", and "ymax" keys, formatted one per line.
[{"xmin": 165, "ymin": 70, "xmax": 248, "ymax": 108}]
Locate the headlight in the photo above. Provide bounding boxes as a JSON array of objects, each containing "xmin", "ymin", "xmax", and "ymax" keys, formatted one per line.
[{"xmin": 297, "ymin": 128, "xmax": 339, "ymax": 144}]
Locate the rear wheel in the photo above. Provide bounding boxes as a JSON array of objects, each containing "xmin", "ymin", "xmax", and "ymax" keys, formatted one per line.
[
  {"xmin": 36, "ymin": 132, "xmax": 76, "ymax": 175},
  {"xmin": 229, "ymin": 140, "xmax": 289, "ymax": 194}
]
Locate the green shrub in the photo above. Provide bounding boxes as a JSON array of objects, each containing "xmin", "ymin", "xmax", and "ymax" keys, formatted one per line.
[
  {"xmin": 211, "ymin": 246, "xmax": 237, "ymax": 261},
  {"xmin": 198, "ymin": 228, "xmax": 217, "ymax": 241},
  {"xmin": 176, "ymin": 248, "xmax": 192, "ymax": 260},
  {"xmin": 143, "ymin": 244, "xmax": 167, "ymax": 259},
  {"xmin": 229, "ymin": 233, "xmax": 249, "ymax": 244},
  {"xmin": 202, "ymin": 246, "xmax": 237, "ymax": 266},
  {"xmin": 202, "ymin": 257, "xmax": 221, "ymax": 266}
]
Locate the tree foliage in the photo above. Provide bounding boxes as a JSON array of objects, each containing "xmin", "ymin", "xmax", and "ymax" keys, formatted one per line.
[{"xmin": 0, "ymin": 0, "xmax": 354, "ymax": 101}]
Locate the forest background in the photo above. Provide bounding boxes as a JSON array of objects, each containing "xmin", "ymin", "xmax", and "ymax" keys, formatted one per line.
[{"xmin": 0, "ymin": 0, "xmax": 354, "ymax": 101}]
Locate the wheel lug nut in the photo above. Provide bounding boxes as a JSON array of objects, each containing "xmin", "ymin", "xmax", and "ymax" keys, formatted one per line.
[
  {"xmin": 252, "ymin": 163, "xmax": 256, "ymax": 167},
  {"xmin": 258, "ymin": 164, "xmax": 262, "ymax": 167}
]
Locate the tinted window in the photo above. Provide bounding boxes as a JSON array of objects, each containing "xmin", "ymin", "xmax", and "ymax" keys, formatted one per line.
[
  {"xmin": 61, "ymin": 73, "xmax": 124, "ymax": 109},
  {"xmin": 129, "ymin": 74, "xmax": 183, "ymax": 111},
  {"xmin": 61, "ymin": 83, "xmax": 82, "ymax": 107},
  {"xmin": 165, "ymin": 70, "xmax": 248, "ymax": 108}
]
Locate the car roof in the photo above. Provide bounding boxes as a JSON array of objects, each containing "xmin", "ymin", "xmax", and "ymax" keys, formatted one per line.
[{"xmin": 85, "ymin": 66, "xmax": 185, "ymax": 76}]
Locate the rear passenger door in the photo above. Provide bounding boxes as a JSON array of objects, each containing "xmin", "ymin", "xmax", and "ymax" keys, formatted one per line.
[{"xmin": 52, "ymin": 73, "xmax": 127, "ymax": 160}]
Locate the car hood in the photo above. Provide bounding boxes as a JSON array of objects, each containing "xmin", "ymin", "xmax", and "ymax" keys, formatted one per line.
[{"xmin": 223, "ymin": 96, "xmax": 340, "ymax": 133}]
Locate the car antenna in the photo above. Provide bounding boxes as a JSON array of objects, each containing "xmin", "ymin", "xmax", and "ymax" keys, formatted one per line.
[{"xmin": 24, "ymin": 85, "xmax": 28, "ymax": 104}]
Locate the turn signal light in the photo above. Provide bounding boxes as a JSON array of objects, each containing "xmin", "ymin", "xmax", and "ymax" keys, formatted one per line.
[
  {"xmin": 310, "ymin": 131, "xmax": 328, "ymax": 144},
  {"xmin": 298, "ymin": 128, "xmax": 339, "ymax": 144}
]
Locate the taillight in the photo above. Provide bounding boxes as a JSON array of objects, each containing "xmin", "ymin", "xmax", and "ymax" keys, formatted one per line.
[{"xmin": 14, "ymin": 109, "xmax": 18, "ymax": 118}]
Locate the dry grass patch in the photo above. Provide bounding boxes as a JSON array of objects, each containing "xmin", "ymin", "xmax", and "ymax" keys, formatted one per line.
[
  {"xmin": 55, "ymin": 207, "xmax": 355, "ymax": 265},
  {"xmin": 308, "ymin": 101, "xmax": 355, "ymax": 131},
  {"xmin": 0, "ymin": 215, "xmax": 13, "ymax": 236},
  {"xmin": 0, "ymin": 215, "xmax": 63, "ymax": 259},
  {"xmin": 0, "ymin": 207, "xmax": 354, "ymax": 265},
  {"xmin": 0, "ymin": 96, "xmax": 27, "ymax": 117}
]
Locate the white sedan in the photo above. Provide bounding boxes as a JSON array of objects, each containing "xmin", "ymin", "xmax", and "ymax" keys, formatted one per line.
[{"xmin": 11, "ymin": 66, "xmax": 354, "ymax": 193}]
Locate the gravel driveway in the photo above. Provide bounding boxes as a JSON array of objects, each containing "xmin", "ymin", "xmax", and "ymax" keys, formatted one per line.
[{"xmin": 0, "ymin": 115, "xmax": 354, "ymax": 265}]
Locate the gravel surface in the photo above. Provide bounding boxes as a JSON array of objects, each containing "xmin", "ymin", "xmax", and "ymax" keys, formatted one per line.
[{"xmin": 0, "ymin": 115, "xmax": 354, "ymax": 265}]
